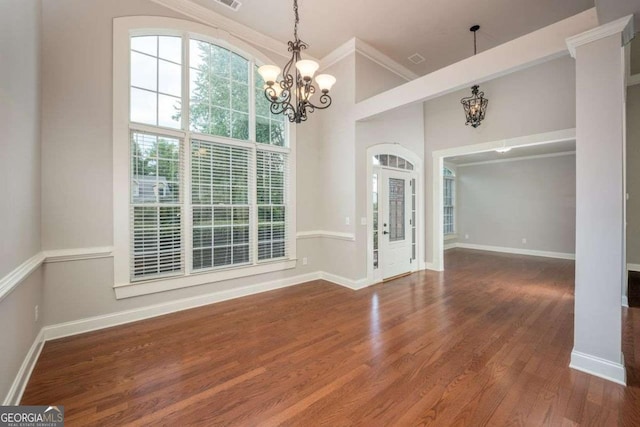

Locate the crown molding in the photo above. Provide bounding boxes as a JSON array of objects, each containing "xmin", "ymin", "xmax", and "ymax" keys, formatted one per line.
[
  {"xmin": 566, "ymin": 14, "xmax": 635, "ymax": 58},
  {"xmin": 456, "ymin": 150, "xmax": 575, "ymax": 168},
  {"xmin": 150, "ymin": 0, "xmax": 318, "ymax": 62},
  {"xmin": 320, "ymin": 38, "xmax": 419, "ymax": 81}
]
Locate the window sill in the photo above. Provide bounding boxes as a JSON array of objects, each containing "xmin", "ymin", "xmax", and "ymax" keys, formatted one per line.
[
  {"xmin": 444, "ymin": 234, "xmax": 457, "ymax": 241},
  {"xmin": 114, "ymin": 259, "xmax": 297, "ymax": 299}
]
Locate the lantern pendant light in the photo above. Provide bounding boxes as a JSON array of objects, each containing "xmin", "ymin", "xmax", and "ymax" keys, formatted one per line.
[{"xmin": 460, "ymin": 25, "xmax": 488, "ymax": 128}]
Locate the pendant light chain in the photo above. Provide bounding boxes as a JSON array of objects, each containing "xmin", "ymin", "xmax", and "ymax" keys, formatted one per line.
[
  {"xmin": 293, "ymin": 0, "xmax": 299, "ymax": 42},
  {"xmin": 473, "ymin": 29, "xmax": 477, "ymax": 55}
]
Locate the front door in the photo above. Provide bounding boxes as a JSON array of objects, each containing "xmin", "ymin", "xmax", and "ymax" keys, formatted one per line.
[{"xmin": 380, "ymin": 169, "xmax": 413, "ymax": 279}]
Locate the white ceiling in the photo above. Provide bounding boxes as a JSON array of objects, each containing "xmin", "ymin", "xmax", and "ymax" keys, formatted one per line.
[
  {"xmin": 190, "ymin": 0, "xmax": 595, "ymax": 75},
  {"xmin": 445, "ymin": 140, "xmax": 576, "ymax": 166}
]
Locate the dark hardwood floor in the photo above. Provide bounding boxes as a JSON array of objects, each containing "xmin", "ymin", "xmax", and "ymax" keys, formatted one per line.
[{"xmin": 22, "ymin": 249, "xmax": 640, "ymax": 426}]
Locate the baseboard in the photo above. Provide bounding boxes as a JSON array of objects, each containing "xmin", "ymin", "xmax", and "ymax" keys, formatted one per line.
[
  {"xmin": 622, "ymin": 295, "xmax": 629, "ymax": 308},
  {"xmin": 320, "ymin": 272, "xmax": 371, "ymax": 290},
  {"xmin": 569, "ymin": 350, "xmax": 626, "ymax": 386},
  {"xmin": 627, "ymin": 263, "xmax": 640, "ymax": 272},
  {"xmin": 3, "ymin": 330, "xmax": 45, "ymax": 405},
  {"xmin": 425, "ymin": 262, "xmax": 443, "ymax": 271},
  {"xmin": 455, "ymin": 243, "xmax": 575, "ymax": 260},
  {"xmin": 42, "ymin": 272, "xmax": 321, "ymax": 341},
  {"xmin": 444, "ymin": 242, "xmax": 458, "ymax": 251}
]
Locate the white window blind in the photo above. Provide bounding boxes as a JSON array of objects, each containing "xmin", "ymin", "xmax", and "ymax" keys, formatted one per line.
[
  {"xmin": 257, "ymin": 150, "xmax": 288, "ymax": 260},
  {"xmin": 191, "ymin": 140, "xmax": 251, "ymax": 270},
  {"xmin": 130, "ymin": 132, "xmax": 184, "ymax": 280}
]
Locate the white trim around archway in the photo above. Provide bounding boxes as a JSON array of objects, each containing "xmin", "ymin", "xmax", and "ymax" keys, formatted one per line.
[
  {"xmin": 430, "ymin": 128, "xmax": 576, "ymax": 271},
  {"xmin": 366, "ymin": 144, "xmax": 425, "ymax": 285}
]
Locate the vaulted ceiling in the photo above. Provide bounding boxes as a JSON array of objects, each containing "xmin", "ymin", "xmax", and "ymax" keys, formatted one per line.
[{"xmin": 190, "ymin": 0, "xmax": 595, "ymax": 75}]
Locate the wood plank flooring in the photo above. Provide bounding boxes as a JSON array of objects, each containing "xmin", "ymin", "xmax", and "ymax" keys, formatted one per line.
[{"xmin": 22, "ymin": 249, "xmax": 640, "ymax": 426}]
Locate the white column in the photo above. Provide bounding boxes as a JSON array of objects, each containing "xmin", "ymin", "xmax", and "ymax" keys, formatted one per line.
[{"xmin": 566, "ymin": 15, "xmax": 634, "ymax": 386}]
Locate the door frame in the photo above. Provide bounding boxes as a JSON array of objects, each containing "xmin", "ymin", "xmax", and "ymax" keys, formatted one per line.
[
  {"xmin": 366, "ymin": 144, "xmax": 424, "ymax": 285},
  {"xmin": 430, "ymin": 128, "xmax": 576, "ymax": 272}
]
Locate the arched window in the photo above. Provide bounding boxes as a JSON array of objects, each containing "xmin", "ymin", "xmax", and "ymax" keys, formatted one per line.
[
  {"xmin": 373, "ymin": 154, "xmax": 414, "ymax": 170},
  {"xmin": 113, "ymin": 17, "xmax": 295, "ymax": 296},
  {"xmin": 443, "ymin": 167, "xmax": 455, "ymax": 235}
]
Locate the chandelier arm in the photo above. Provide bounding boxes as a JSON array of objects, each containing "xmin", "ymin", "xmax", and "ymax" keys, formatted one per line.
[{"xmin": 306, "ymin": 93, "xmax": 332, "ymax": 110}]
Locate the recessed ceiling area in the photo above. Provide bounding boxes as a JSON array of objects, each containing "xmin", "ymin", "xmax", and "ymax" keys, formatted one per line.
[
  {"xmin": 189, "ymin": 0, "xmax": 594, "ymax": 76},
  {"xmin": 445, "ymin": 139, "xmax": 576, "ymax": 165}
]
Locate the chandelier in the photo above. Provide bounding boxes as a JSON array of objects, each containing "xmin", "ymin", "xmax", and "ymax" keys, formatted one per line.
[
  {"xmin": 257, "ymin": 0, "xmax": 336, "ymax": 124},
  {"xmin": 460, "ymin": 25, "xmax": 488, "ymax": 128}
]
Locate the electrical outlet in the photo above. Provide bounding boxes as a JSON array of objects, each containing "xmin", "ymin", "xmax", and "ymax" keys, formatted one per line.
[
  {"xmin": 345, "ymin": 217, "xmax": 350, "ymax": 225},
  {"xmin": 34, "ymin": 305, "xmax": 39, "ymax": 322},
  {"xmin": 302, "ymin": 257, "xmax": 308, "ymax": 266},
  {"xmin": 465, "ymin": 234, "xmax": 469, "ymax": 239},
  {"xmin": 522, "ymin": 238, "xmax": 527, "ymax": 244}
]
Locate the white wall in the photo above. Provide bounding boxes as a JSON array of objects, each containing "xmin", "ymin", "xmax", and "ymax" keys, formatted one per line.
[
  {"xmin": 312, "ymin": 52, "xmax": 424, "ymax": 281},
  {"xmin": 0, "ymin": 0, "xmax": 43, "ymax": 401},
  {"xmin": 355, "ymin": 54, "xmax": 406, "ymax": 103},
  {"xmin": 456, "ymin": 154, "xmax": 576, "ymax": 254},
  {"xmin": 626, "ymin": 85, "xmax": 640, "ymax": 265},
  {"xmin": 424, "ymin": 56, "xmax": 577, "ymax": 264},
  {"xmin": 1, "ymin": 0, "xmax": 42, "ymax": 277},
  {"xmin": 38, "ymin": 0, "xmax": 323, "ymax": 325},
  {"xmin": 355, "ymin": 105, "xmax": 425, "ymax": 277}
]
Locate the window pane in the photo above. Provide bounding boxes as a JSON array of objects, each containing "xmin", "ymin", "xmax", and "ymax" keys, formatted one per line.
[
  {"xmin": 158, "ymin": 94, "xmax": 181, "ymax": 129},
  {"xmin": 189, "ymin": 40, "xmax": 249, "ymax": 140},
  {"xmin": 232, "ymin": 82, "xmax": 249, "ymax": 113},
  {"xmin": 131, "ymin": 88, "xmax": 157, "ymax": 125},
  {"xmin": 131, "ymin": 51, "xmax": 157, "ymax": 91},
  {"xmin": 189, "ymin": 67, "xmax": 210, "ymax": 133},
  {"xmin": 189, "ymin": 39, "xmax": 208, "ymax": 70},
  {"xmin": 256, "ymin": 115, "xmax": 270, "ymax": 144},
  {"xmin": 159, "ymin": 59, "xmax": 181, "ymax": 97},
  {"xmin": 270, "ymin": 119, "xmax": 285, "ymax": 147},
  {"xmin": 130, "ymin": 35, "xmax": 182, "ymax": 128},
  {"xmin": 159, "ymin": 36, "xmax": 182, "ymax": 63},
  {"xmin": 211, "ymin": 45, "xmax": 230, "ymax": 76},
  {"xmin": 389, "ymin": 178, "xmax": 405, "ymax": 241},
  {"xmin": 131, "ymin": 133, "xmax": 181, "ymax": 204},
  {"xmin": 230, "ymin": 53, "xmax": 248, "ymax": 82},
  {"xmin": 212, "ymin": 76, "xmax": 230, "ymax": 107},
  {"xmin": 210, "ymin": 107, "xmax": 230, "ymax": 137},
  {"xmin": 231, "ymin": 112, "xmax": 249, "ymax": 141},
  {"xmin": 131, "ymin": 36, "xmax": 157, "ymax": 56}
]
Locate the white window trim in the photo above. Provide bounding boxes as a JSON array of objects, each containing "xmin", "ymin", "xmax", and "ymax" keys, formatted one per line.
[{"xmin": 113, "ymin": 16, "xmax": 297, "ymax": 298}]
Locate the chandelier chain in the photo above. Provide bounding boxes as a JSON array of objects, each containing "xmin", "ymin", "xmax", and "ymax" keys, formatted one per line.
[
  {"xmin": 473, "ymin": 30, "xmax": 477, "ymax": 55},
  {"xmin": 293, "ymin": 0, "xmax": 299, "ymax": 41}
]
